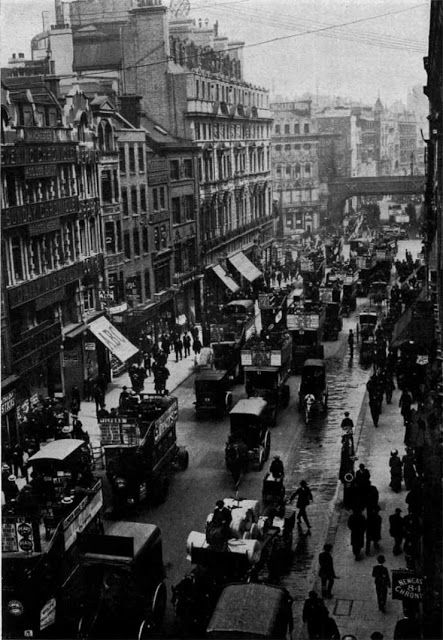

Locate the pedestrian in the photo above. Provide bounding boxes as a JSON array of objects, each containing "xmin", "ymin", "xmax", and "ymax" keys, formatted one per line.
[
  {"xmin": 399, "ymin": 389, "xmax": 412, "ymax": 426},
  {"xmin": 161, "ymin": 334, "xmax": 170, "ymax": 355},
  {"xmin": 389, "ymin": 449, "xmax": 403, "ymax": 493},
  {"xmin": 93, "ymin": 383, "xmax": 105, "ymax": 415},
  {"xmin": 318, "ymin": 543, "xmax": 337, "ymax": 599},
  {"xmin": 364, "ymin": 480, "xmax": 379, "ymax": 512},
  {"xmin": 11, "ymin": 444, "xmax": 25, "ymax": 478},
  {"xmin": 372, "ymin": 555, "xmax": 391, "ymax": 612},
  {"xmin": 402, "ymin": 449, "xmax": 417, "ymax": 491},
  {"xmin": 183, "ymin": 334, "xmax": 191, "ymax": 357},
  {"xmin": 192, "ymin": 337, "xmax": 202, "ymax": 356},
  {"xmin": 290, "ymin": 480, "xmax": 313, "ymax": 529},
  {"xmin": 389, "ymin": 508, "xmax": 404, "ymax": 555},
  {"xmin": 277, "ymin": 271, "xmax": 282, "ymax": 287},
  {"xmin": 319, "ymin": 610, "xmax": 340, "ymax": 640},
  {"xmin": 302, "ymin": 591, "xmax": 328, "ymax": 640},
  {"xmin": 144, "ymin": 352, "xmax": 152, "ymax": 376},
  {"xmin": 369, "ymin": 394, "xmax": 381, "ymax": 427},
  {"xmin": 119, "ymin": 386, "xmax": 130, "ymax": 410},
  {"xmin": 365, "ymin": 506, "xmax": 382, "ymax": 555},
  {"xmin": 348, "ymin": 329, "xmax": 354, "ymax": 358},
  {"xmin": 393, "ymin": 614, "xmax": 421, "ymax": 640},
  {"xmin": 70, "ymin": 397, "xmax": 79, "ymax": 418},
  {"xmin": 174, "ymin": 337, "xmax": 183, "ymax": 362},
  {"xmin": 3, "ymin": 474, "xmax": 19, "ymax": 502},
  {"xmin": 384, "ymin": 375, "xmax": 395, "ymax": 404},
  {"xmin": 355, "ymin": 463, "xmax": 370, "ymax": 489},
  {"xmin": 269, "ymin": 455, "xmax": 284, "ymax": 479},
  {"xmin": 71, "ymin": 385, "xmax": 81, "ymax": 411},
  {"xmin": 340, "ymin": 410, "xmax": 355, "ymax": 448},
  {"xmin": 83, "ymin": 375, "xmax": 93, "ymax": 401},
  {"xmin": 347, "ymin": 508, "xmax": 367, "ymax": 560}
]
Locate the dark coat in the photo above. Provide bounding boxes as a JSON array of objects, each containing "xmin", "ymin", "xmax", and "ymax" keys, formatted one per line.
[
  {"xmin": 347, "ymin": 512, "xmax": 367, "ymax": 547},
  {"xmin": 366, "ymin": 512, "xmax": 382, "ymax": 541},
  {"xmin": 389, "ymin": 513, "xmax": 404, "ymax": 538}
]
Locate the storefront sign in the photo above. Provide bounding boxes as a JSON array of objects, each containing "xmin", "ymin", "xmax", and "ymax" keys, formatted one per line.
[
  {"xmin": 392, "ymin": 570, "xmax": 424, "ymax": 601},
  {"xmin": 108, "ymin": 302, "xmax": 128, "ymax": 315},
  {"xmin": 24, "ymin": 164, "xmax": 58, "ymax": 179},
  {"xmin": 153, "ymin": 401, "xmax": 178, "ymax": 444},
  {"xmin": 63, "ymin": 482, "xmax": 103, "ymax": 551},
  {"xmin": 2, "ymin": 518, "xmax": 35, "ymax": 553},
  {"xmin": 2, "ymin": 390, "xmax": 16, "ymax": 415},
  {"xmin": 40, "ymin": 598, "xmax": 56, "ymax": 631},
  {"xmin": 84, "ymin": 342, "xmax": 96, "ymax": 351},
  {"xmin": 89, "ymin": 316, "xmax": 139, "ymax": 364}
]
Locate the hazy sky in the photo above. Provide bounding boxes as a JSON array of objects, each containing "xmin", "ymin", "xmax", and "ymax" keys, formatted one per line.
[{"xmin": 1, "ymin": 0, "xmax": 430, "ymax": 105}]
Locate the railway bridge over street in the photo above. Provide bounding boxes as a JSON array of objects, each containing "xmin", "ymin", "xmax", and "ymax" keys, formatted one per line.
[{"xmin": 328, "ymin": 174, "xmax": 426, "ymax": 220}]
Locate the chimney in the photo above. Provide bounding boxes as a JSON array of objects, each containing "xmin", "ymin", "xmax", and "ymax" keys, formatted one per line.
[{"xmin": 119, "ymin": 95, "xmax": 143, "ymax": 128}]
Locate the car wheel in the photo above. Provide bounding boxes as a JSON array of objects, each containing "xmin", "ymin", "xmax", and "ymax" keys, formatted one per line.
[
  {"xmin": 177, "ymin": 448, "xmax": 189, "ymax": 471},
  {"xmin": 258, "ymin": 450, "xmax": 265, "ymax": 471},
  {"xmin": 151, "ymin": 582, "xmax": 167, "ymax": 626}
]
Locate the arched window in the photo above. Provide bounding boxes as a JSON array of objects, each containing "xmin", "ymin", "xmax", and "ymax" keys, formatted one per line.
[
  {"xmin": 305, "ymin": 163, "xmax": 311, "ymax": 174},
  {"xmin": 294, "ymin": 164, "xmax": 301, "ymax": 177},
  {"xmin": 104, "ymin": 121, "xmax": 113, "ymax": 151}
]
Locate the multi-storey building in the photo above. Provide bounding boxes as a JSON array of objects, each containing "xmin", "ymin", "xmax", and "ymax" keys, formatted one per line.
[
  {"xmin": 1, "ymin": 78, "xmax": 106, "ymax": 443},
  {"xmin": 271, "ymin": 100, "xmax": 326, "ymax": 236},
  {"xmin": 53, "ymin": 0, "xmax": 273, "ymax": 302}
]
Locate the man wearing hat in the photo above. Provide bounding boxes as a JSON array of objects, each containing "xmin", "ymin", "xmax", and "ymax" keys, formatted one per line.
[
  {"xmin": 3, "ymin": 474, "xmax": 19, "ymax": 502},
  {"xmin": 318, "ymin": 543, "xmax": 338, "ymax": 598},
  {"xmin": 341, "ymin": 411, "xmax": 355, "ymax": 455},
  {"xmin": 119, "ymin": 386, "xmax": 130, "ymax": 410},
  {"xmin": 389, "ymin": 507, "xmax": 404, "ymax": 555}
]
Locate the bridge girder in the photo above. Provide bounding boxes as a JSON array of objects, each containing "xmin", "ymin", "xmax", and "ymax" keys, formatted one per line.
[{"xmin": 328, "ymin": 175, "xmax": 425, "ymax": 221}]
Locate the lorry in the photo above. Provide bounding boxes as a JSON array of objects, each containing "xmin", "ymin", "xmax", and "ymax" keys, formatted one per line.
[
  {"xmin": 286, "ymin": 300, "xmax": 325, "ymax": 373},
  {"xmin": 241, "ymin": 332, "xmax": 292, "ymax": 426},
  {"xmin": 98, "ymin": 393, "xmax": 188, "ymax": 512}
]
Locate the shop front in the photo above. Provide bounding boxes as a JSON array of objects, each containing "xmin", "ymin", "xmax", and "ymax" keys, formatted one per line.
[
  {"xmin": 1, "ymin": 376, "xmax": 18, "ymax": 448},
  {"xmin": 62, "ymin": 313, "xmax": 110, "ymax": 404}
]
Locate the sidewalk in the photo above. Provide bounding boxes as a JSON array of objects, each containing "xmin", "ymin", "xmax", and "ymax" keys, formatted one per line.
[
  {"xmin": 77, "ymin": 345, "xmax": 198, "ymax": 447},
  {"xmin": 296, "ymin": 387, "xmax": 413, "ymax": 640}
]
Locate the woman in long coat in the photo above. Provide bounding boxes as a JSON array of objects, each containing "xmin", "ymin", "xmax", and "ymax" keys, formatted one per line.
[{"xmin": 347, "ymin": 508, "xmax": 367, "ymax": 560}]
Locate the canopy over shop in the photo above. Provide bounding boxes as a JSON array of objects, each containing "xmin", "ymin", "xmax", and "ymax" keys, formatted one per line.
[{"xmin": 228, "ymin": 251, "xmax": 263, "ymax": 283}]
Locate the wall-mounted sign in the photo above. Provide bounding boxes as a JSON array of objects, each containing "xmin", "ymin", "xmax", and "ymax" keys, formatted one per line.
[
  {"xmin": 2, "ymin": 390, "xmax": 16, "ymax": 415},
  {"xmin": 84, "ymin": 342, "xmax": 96, "ymax": 351},
  {"xmin": 392, "ymin": 570, "xmax": 424, "ymax": 601}
]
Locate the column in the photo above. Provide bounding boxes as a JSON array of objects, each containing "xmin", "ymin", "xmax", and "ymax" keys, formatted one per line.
[
  {"xmin": 20, "ymin": 236, "xmax": 30, "ymax": 280},
  {"xmin": 6, "ymin": 238, "xmax": 15, "ymax": 286}
]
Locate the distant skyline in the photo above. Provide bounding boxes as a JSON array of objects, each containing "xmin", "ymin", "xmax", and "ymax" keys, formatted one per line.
[{"xmin": 1, "ymin": 0, "xmax": 430, "ymax": 105}]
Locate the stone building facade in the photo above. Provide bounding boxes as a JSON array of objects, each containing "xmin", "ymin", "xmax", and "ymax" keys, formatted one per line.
[
  {"xmin": 270, "ymin": 100, "xmax": 326, "ymax": 236},
  {"xmin": 1, "ymin": 78, "xmax": 106, "ymax": 443}
]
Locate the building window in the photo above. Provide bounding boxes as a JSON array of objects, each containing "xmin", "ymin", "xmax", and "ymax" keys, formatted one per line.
[
  {"xmin": 154, "ymin": 263, "xmax": 170, "ymax": 292},
  {"xmin": 119, "ymin": 146, "xmax": 126, "ymax": 174},
  {"xmin": 184, "ymin": 195, "xmax": 194, "ymax": 220},
  {"xmin": 276, "ymin": 165, "xmax": 282, "ymax": 177},
  {"xmin": 83, "ymin": 285, "xmax": 95, "ymax": 312},
  {"xmin": 160, "ymin": 225, "xmax": 168, "ymax": 248},
  {"xmin": 153, "ymin": 188, "xmax": 159, "ymax": 211},
  {"xmin": 144, "ymin": 269, "xmax": 151, "ymax": 298},
  {"xmin": 138, "ymin": 146, "xmax": 145, "ymax": 173},
  {"xmin": 284, "ymin": 144, "xmax": 291, "ymax": 151},
  {"xmin": 131, "ymin": 186, "xmax": 138, "ymax": 213},
  {"xmin": 140, "ymin": 185, "xmax": 147, "ymax": 212},
  {"xmin": 172, "ymin": 197, "xmax": 181, "ymax": 225},
  {"xmin": 304, "ymin": 123, "xmax": 310, "ymax": 134},
  {"xmin": 124, "ymin": 231, "xmax": 131, "ymax": 259},
  {"xmin": 105, "ymin": 221, "xmax": 116, "ymax": 254},
  {"xmin": 305, "ymin": 163, "xmax": 311, "ymax": 174},
  {"xmin": 295, "ymin": 164, "xmax": 301, "ymax": 177},
  {"xmin": 174, "ymin": 245, "xmax": 183, "ymax": 273},
  {"xmin": 286, "ymin": 165, "xmax": 291, "ymax": 176},
  {"xmin": 275, "ymin": 145, "xmax": 281, "ymax": 151},
  {"xmin": 11, "ymin": 236, "xmax": 24, "ymax": 281},
  {"xmin": 170, "ymin": 160, "xmax": 180, "ymax": 180},
  {"xmin": 129, "ymin": 147, "xmax": 136, "ymax": 173},
  {"xmin": 159, "ymin": 186, "xmax": 166, "ymax": 209},
  {"xmin": 303, "ymin": 143, "xmax": 311, "ymax": 150},
  {"xmin": 121, "ymin": 187, "xmax": 128, "ymax": 215},
  {"xmin": 116, "ymin": 220, "xmax": 122, "ymax": 252},
  {"xmin": 142, "ymin": 226, "xmax": 149, "ymax": 252},
  {"xmin": 284, "ymin": 124, "xmax": 290, "ymax": 134},
  {"xmin": 187, "ymin": 238, "xmax": 196, "ymax": 267},
  {"xmin": 133, "ymin": 229, "xmax": 140, "ymax": 256},
  {"xmin": 101, "ymin": 170, "xmax": 112, "ymax": 203},
  {"xmin": 154, "ymin": 227, "xmax": 160, "ymax": 251},
  {"xmin": 294, "ymin": 144, "xmax": 301, "ymax": 150},
  {"xmin": 275, "ymin": 124, "xmax": 280, "ymax": 134},
  {"xmin": 294, "ymin": 123, "xmax": 300, "ymax": 134},
  {"xmin": 183, "ymin": 159, "xmax": 193, "ymax": 178}
]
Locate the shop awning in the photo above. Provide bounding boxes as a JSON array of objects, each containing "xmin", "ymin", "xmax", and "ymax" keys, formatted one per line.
[
  {"xmin": 88, "ymin": 316, "xmax": 139, "ymax": 363},
  {"xmin": 390, "ymin": 299, "xmax": 434, "ymax": 349},
  {"xmin": 228, "ymin": 252, "xmax": 262, "ymax": 283},
  {"xmin": 211, "ymin": 264, "xmax": 240, "ymax": 293}
]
